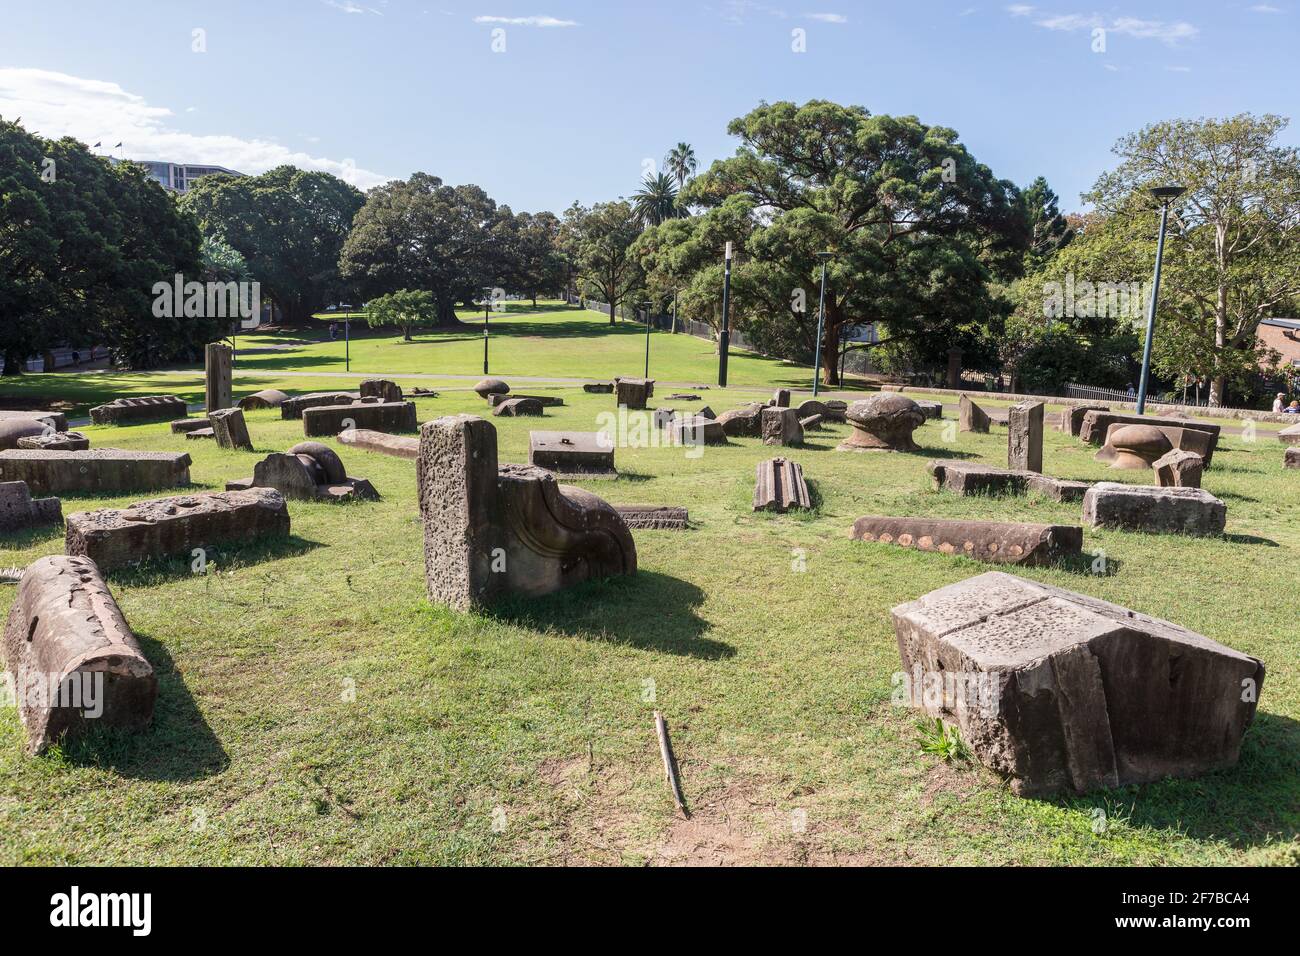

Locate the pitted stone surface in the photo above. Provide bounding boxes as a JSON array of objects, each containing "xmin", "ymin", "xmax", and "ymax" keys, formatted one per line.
[
  {"xmin": 89, "ymin": 395, "xmax": 187, "ymax": 425},
  {"xmin": 0, "ymin": 481, "xmax": 61, "ymax": 533},
  {"xmin": 850, "ymin": 516, "xmax": 1082, "ymax": 566},
  {"xmin": 761, "ymin": 407, "xmax": 804, "ymax": 447},
  {"xmin": 1153, "ymin": 449, "xmax": 1204, "ymax": 488},
  {"xmin": 0, "ymin": 449, "xmax": 191, "ymax": 496},
  {"xmin": 613, "ymin": 505, "xmax": 689, "ymax": 530},
  {"xmin": 16, "ymin": 430, "xmax": 89, "ymax": 452},
  {"xmin": 840, "ymin": 394, "xmax": 925, "ymax": 452},
  {"xmin": 892, "ymin": 572, "xmax": 1263, "ymax": 795}
]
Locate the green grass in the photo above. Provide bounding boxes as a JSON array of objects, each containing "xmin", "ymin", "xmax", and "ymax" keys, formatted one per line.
[{"xmin": 1, "ymin": 385, "xmax": 1296, "ymax": 866}]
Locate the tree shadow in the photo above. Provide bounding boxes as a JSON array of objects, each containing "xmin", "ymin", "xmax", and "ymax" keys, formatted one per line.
[
  {"xmin": 58, "ymin": 633, "xmax": 229, "ymax": 782},
  {"xmin": 919, "ymin": 446, "xmax": 980, "ymax": 460},
  {"xmin": 105, "ymin": 534, "xmax": 324, "ymax": 585},
  {"xmin": 1054, "ymin": 712, "xmax": 1300, "ymax": 849},
  {"xmin": 490, "ymin": 571, "xmax": 732, "ymax": 659}
]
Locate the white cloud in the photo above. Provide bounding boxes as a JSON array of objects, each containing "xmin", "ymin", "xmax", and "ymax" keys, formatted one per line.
[
  {"xmin": 1249, "ymin": 4, "xmax": 1283, "ymax": 12},
  {"xmin": 807, "ymin": 12, "xmax": 847, "ymax": 22},
  {"xmin": 1008, "ymin": 9, "xmax": 1198, "ymax": 45},
  {"xmin": 323, "ymin": 0, "xmax": 383, "ymax": 14},
  {"xmin": 473, "ymin": 15, "xmax": 579, "ymax": 27},
  {"xmin": 1166, "ymin": 65, "xmax": 1192, "ymax": 72},
  {"xmin": 0, "ymin": 67, "xmax": 391, "ymax": 189}
]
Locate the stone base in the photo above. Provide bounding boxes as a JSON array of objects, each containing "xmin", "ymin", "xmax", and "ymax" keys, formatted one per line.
[
  {"xmin": 528, "ymin": 431, "xmax": 617, "ymax": 477},
  {"xmin": 1082, "ymin": 482, "xmax": 1226, "ymax": 535},
  {"xmin": 892, "ymin": 571, "xmax": 1263, "ymax": 796},
  {"xmin": 850, "ymin": 516, "xmax": 1081, "ymax": 566},
  {"xmin": 0, "ymin": 449, "xmax": 191, "ymax": 496}
]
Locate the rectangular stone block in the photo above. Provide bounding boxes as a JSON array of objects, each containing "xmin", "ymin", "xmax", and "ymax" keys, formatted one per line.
[
  {"xmin": 1007, "ymin": 401, "xmax": 1044, "ymax": 473},
  {"xmin": 1153, "ymin": 449, "xmax": 1204, "ymax": 488},
  {"xmin": 65, "ymin": 488, "xmax": 290, "ymax": 571},
  {"xmin": 205, "ymin": 341, "xmax": 233, "ymax": 412},
  {"xmin": 0, "ymin": 481, "xmax": 61, "ymax": 533},
  {"xmin": 209, "ymin": 407, "xmax": 254, "ymax": 451},
  {"xmin": 1279, "ymin": 422, "xmax": 1300, "ymax": 446},
  {"xmin": 1286, "ymin": 447, "xmax": 1300, "ymax": 469},
  {"xmin": 170, "ymin": 418, "xmax": 211, "ymax": 434},
  {"xmin": 337, "ymin": 428, "xmax": 419, "ymax": 460},
  {"xmin": 761, "ymin": 407, "xmax": 804, "ymax": 446},
  {"xmin": 303, "ymin": 401, "xmax": 418, "ymax": 437},
  {"xmin": 754, "ymin": 458, "xmax": 810, "ymax": 513},
  {"xmin": 959, "ymin": 395, "xmax": 989, "ymax": 433},
  {"xmin": 1059, "ymin": 404, "xmax": 1109, "ymax": 436},
  {"xmin": 2, "ymin": 555, "xmax": 157, "ymax": 754},
  {"xmin": 613, "ymin": 505, "xmax": 689, "ymax": 530},
  {"xmin": 1082, "ymin": 482, "xmax": 1226, "ymax": 535},
  {"xmin": 0, "ymin": 449, "xmax": 191, "ymax": 496},
  {"xmin": 360, "ymin": 378, "xmax": 404, "ymax": 404},
  {"xmin": 528, "ymin": 431, "xmax": 616, "ymax": 476},
  {"xmin": 488, "ymin": 392, "xmax": 564, "ymax": 407},
  {"xmin": 892, "ymin": 571, "xmax": 1263, "ymax": 795},
  {"xmin": 280, "ymin": 392, "xmax": 360, "ymax": 419},
  {"xmin": 0, "ymin": 410, "xmax": 67, "ymax": 432},
  {"xmin": 89, "ymin": 395, "xmax": 188, "ymax": 425},
  {"xmin": 615, "ymin": 378, "xmax": 654, "ymax": 410},
  {"xmin": 850, "ymin": 515, "xmax": 1082, "ymax": 566},
  {"xmin": 928, "ymin": 461, "xmax": 1091, "ymax": 502}
]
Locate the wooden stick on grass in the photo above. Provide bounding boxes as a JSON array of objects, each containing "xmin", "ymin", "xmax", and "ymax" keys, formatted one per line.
[{"xmin": 654, "ymin": 710, "xmax": 689, "ymax": 818}]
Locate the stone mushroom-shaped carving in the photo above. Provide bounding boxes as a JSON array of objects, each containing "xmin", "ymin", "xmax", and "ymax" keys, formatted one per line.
[
  {"xmin": 1102, "ymin": 423, "xmax": 1173, "ymax": 469},
  {"xmin": 839, "ymin": 393, "xmax": 927, "ymax": 452},
  {"xmin": 474, "ymin": 378, "xmax": 510, "ymax": 398}
]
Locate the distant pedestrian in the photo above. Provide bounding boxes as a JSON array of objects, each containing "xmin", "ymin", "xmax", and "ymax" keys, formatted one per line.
[
  {"xmin": 1287, "ymin": 401, "xmax": 1300, "ymax": 415},
  {"xmin": 1274, "ymin": 392, "xmax": 1287, "ymax": 413},
  {"xmin": 1126, "ymin": 383, "xmax": 1136, "ymax": 398},
  {"xmin": 329, "ymin": 322, "xmax": 338, "ymax": 341}
]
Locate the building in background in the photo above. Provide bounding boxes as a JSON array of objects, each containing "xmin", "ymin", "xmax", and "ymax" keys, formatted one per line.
[
  {"xmin": 112, "ymin": 158, "xmax": 244, "ymax": 193},
  {"xmin": 1258, "ymin": 318, "xmax": 1300, "ymax": 371}
]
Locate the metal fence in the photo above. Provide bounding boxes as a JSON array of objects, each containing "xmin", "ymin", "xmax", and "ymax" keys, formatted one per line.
[{"xmin": 580, "ymin": 298, "xmax": 763, "ymax": 354}]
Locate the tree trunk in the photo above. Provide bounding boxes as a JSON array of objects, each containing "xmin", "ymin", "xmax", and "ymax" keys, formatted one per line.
[
  {"xmin": 433, "ymin": 297, "xmax": 462, "ymax": 328},
  {"xmin": 1210, "ymin": 282, "xmax": 1228, "ymax": 406},
  {"xmin": 2, "ymin": 349, "xmax": 24, "ymax": 376}
]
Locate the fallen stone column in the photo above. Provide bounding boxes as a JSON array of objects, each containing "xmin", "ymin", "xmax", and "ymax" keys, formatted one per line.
[
  {"xmin": 65, "ymin": 488, "xmax": 290, "ymax": 571},
  {"xmin": 753, "ymin": 457, "xmax": 811, "ymax": 513},
  {"xmin": 2, "ymin": 555, "xmax": 157, "ymax": 754},
  {"xmin": 1082, "ymin": 482, "xmax": 1226, "ymax": 535},
  {"xmin": 892, "ymin": 571, "xmax": 1263, "ymax": 796},
  {"xmin": 0, "ymin": 480, "xmax": 61, "ymax": 533},
  {"xmin": 337, "ymin": 428, "xmax": 419, "ymax": 460},
  {"xmin": 209, "ymin": 407, "xmax": 254, "ymax": 451},
  {"xmin": 850, "ymin": 515, "xmax": 1082, "ymax": 565},
  {"xmin": 613, "ymin": 505, "xmax": 689, "ymax": 529},
  {"xmin": 89, "ymin": 395, "xmax": 188, "ymax": 425},
  {"xmin": 303, "ymin": 401, "xmax": 418, "ymax": 437},
  {"xmin": 0, "ymin": 449, "xmax": 191, "ymax": 496},
  {"xmin": 418, "ymin": 415, "xmax": 636, "ymax": 611}
]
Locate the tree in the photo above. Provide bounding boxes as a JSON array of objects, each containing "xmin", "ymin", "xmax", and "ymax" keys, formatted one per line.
[
  {"xmin": 632, "ymin": 172, "xmax": 679, "ymax": 227},
  {"xmin": 666, "ymin": 143, "xmax": 698, "ymax": 190},
  {"xmin": 1022, "ymin": 176, "xmax": 1074, "ymax": 267},
  {"xmin": 366, "ymin": 289, "xmax": 437, "ymax": 341},
  {"xmin": 669, "ymin": 100, "xmax": 1028, "ymax": 384},
  {"xmin": 1083, "ymin": 114, "xmax": 1300, "ymax": 405},
  {"xmin": 503, "ymin": 210, "xmax": 565, "ymax": 306},
  {"xmin": 560, "ymin": 201, "xmax": 643, "ymax": 325},
  {"xmin": 182, "ymin": 165, "xmax": 364, "ymax": 326},
  {"xmin": 340, "ymin": 173, "xmax": 506, "ymax": 327}
]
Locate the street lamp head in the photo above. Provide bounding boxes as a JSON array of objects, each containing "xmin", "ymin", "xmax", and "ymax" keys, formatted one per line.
[
  {"xmin": 1148, "ymin": 184, "xmax": 1186, "ymax": 204},
  {"xmin": 724, "ymin": 241, "xmax": 733, "ymax": 261},
  {"xmin": 815, "ymin": 251, "xmax": 834, "ymax": 261}
]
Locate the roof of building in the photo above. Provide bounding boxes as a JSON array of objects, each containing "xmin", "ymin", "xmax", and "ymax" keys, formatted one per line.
[{"xmin": 1261, "ymin": 318, "xmax": 1300, "ymax": 330}]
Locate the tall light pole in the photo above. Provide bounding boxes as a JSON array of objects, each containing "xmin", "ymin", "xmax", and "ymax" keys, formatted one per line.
[
  {"xmin": 812, "ymin": 252, "xmax": 833, "ymax": 397},
  {"xmin": 640, "ymin": 301, "xmax": 653, "ymax": 378},
  {"xmin": 718, "ymin": 241, "xmax": 733, "ymax": 387},
  {"xmin": 481, "ymin": 286, "xmax": 493, "ymax": 375},
  {"xmin": 1136, "ymin": 185, "xmax": 1185, "ymax": 414}
]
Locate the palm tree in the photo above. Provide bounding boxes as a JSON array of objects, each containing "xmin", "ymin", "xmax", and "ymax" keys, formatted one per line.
[
  {"xmin": 632, "ymin": 172, "xmax": 679, "ymax": 227},
  {"xmin": 665, "ymin": 142, "xmax": 698, "ymax": 191}
]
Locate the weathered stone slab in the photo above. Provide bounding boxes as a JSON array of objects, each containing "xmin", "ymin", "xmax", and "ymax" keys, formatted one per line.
[
  {"xmin": 209, "ymin": 407, "xmax": 254, "ymax": 451},
  {"xmin": 892, "ymin": 571, "xmax": 1263, "ymax": 796},
  {"xmin": 915, "ymin": 400, "xmax": 943, "ymax": 421},
  {"xmin": 794, "ymin": 399, "xmax": 829, "ymax": 420},
  {"xmin": 170, "ymin": 417, "xmax": 211, "ymax": 434},
  {"xmin": 360, "ymin": 378, "xmax": 404, "ymax": 404},
  {"xmin": 615, "ymin": 378, "xmax": 654, "ymax": 410},
  {"xmin": 0, "ymin": 410, "xmax": 67, "ymax": 432},
  {"xmin": 697, "ymin": 405, "xmax": 716, "ymax": 420},
  {"xmin": 1059, "ymin": 404, "xmax": 1109, "ymax": 436},
  {"xmin": 959, "ymin": 395, "xmax": 990, "ymax": 433},
  {"xmin": 89, "ymin": 395, "xmax": 187, "ymax": 425},
  {"xmin": 238, "ymin": 389, "xmax": 289, "ymax": 410},
  {"xmin": 1079, "ymin": 410, "xmax": 1221, "ymax": 459},
  {"xmin": 668, "ymin": 416, "xmax": 726, "ymax": 447},
  {"xmin": 717, "ymin": 403, "xmax": 765, "ymax": 438},
  {"xmin": 336, "ymin": 428, "xmax": 419, "ymax": 460},
  {"xmin": 850, "ymin": 515, "xmax": 1081, "ymax": 566},
  {"xmin": 753, "ymin": 457, "xmax": 810, "ymax": 513},
  {"xmin": 529, "ymin": 430, "xmax": 617, "ymax": 476},
  {"xmin": 666, "ymin": 393, "xmax": 700, "ymax": 402},
  {"xmin": 279, "ymin": 392, "xmax": 360, "ymax": 420},
  {"xmin": 474, "ymin": 378, "xmax": 510, "ymax": 398},
  {"xmin": 800, "ymin": 414, "xmax": 824, "ymax": 431},
  {"xmin": 65, "ymin": 488, "xmax": 290, "ymax": 571},
  {"xmin": 652, "ymin": 408, "xmax": 676, "ymax": 429},
  {"xmin": 488, "ymin": 392, "xmax": 564, "ymax": 408},
  {"xmin": 491, "ymin": 397, "xmax": 545, "ymax": 417},
  {"xmin": 185, "ymin": 428, "xmax": 215, "ymax": 441},
  {"xmin": 418, "ymin": 415, "xmax": 636, "ymax": 611},
  {"xmin": 613, "ymin": 505, "xmax": 689, "ymax": 530},
  {"xmin": 1008, "ymin": 401, "xmax": 1045, "ymax": 473},
  {"xmin": 840, "ymin": 394, "xmax": 925, "ymax": 452},
  {"xmin": 583, "ymin": 382, "xmax": 614, "ymax": 394},
  {"xmin": 771, "ymin": 389, "xmax": 791, "ymax": 408},
  {"xmin": 16, "ymin": 431, "xmax": 89, "ymax": 452},
  {"xmin": 2, "ymin": 555, "xmax": 157, "ymax": 754},
  {"xmin": 303, "ymin": 401, "xmax": 418, "ymax": 437},
  {"xmin": 0, "ymin": 418, "xmax": 50, "ymax": 450},
  {"xmin": 1286, "ymin": 447, "xmax": 1300, "ymax": 469},
  {"xmin": 0, "ymin": 449, "xmax": 191, "ymax": 496},
  {"xmin": 205, "ymin": 342, "xmax": 233, "ymax": 412},
  {"xmin": 0, "ymin": 481, "xmax": 61, "ymax": 533},
  {"xmin": 822, "ymin": 399, "xmax": 848, "ymax": 423},
  {"xmin": 1153, "ymin": 449, "xmax": 1204, "ymax": 488},
  {"xmin": 927, "ymin": 461, "xmax": 1091, "ymax": 502},
  {"xmin": 1279, "ymin": 422, "xmax": 1300, "ymax": 446},
  {"xmin": 1083, "ymin": 482, "xmax": 1226, "ymax": 535},
  {"xmin": 227, "ymin": 442, "xmax": 378, "ymax": 502},
  {"xmin": 762, "ymin": 407, "xmax": 804, "ymax": 447}
]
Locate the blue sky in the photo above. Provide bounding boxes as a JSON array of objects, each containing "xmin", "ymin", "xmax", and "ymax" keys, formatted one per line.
[{"xmin": 1, "ymin": 1, "xmax": 1296, "ymax": 213}]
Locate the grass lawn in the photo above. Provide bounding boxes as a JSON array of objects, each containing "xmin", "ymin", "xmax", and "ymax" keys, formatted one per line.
[{"xmin": 1, "ymin": 384, "xmax": 1296, "ymax": 865}]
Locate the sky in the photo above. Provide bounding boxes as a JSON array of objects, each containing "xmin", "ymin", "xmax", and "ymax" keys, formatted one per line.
[{"xmin": 1, "ymin": 1, "xmax": 1296, "ymax": 214}]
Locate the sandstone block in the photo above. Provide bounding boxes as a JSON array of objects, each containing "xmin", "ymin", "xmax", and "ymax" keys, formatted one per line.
[
  {"xmin": 851, "ymin": 515, "xmax": 1081, "ymax": 566},
  {"xmin": 1082, "ymin": 482, "xmax": 1226, "ymax": 535}
]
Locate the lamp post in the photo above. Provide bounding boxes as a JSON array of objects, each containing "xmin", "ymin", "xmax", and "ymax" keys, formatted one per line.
[
  {"xmin": 1135, "ymin": 185, "xmax": 1185, "ymax": 414},
  {"xmin": 640, "ymin": 301, "xmax": 653, "ymax": 378},
  {"xmin": 718, "ymin": 241, "xmax": 733, "ymax": 387},
  {"xmin": 345, "ymin": 312, "xmax": 351, "ymax": 372},
  {"xmin": 812, "ymin": 252, "xmax": 833, "ymax": 397},
  {"xmin": 481, "ymin": 286, "xmax": 493, "ymax": 375}
]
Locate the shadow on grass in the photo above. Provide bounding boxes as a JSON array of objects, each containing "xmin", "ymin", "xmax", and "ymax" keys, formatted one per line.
[
  {"xmin": 491, "ymin": 570, "xmax": 732, "ymax": 659},
  {"xmin": 1222, "ymin": 532, "xmax": 1280, "ymax": 547},
  {"xmin": 918, "ymin": 446, "xmax": 980, "ymax": 461},
  {"xmin": 105, "ymin": 534, "xmax": 324, "ymax": 586},
  {"xmin": 1059, "ymin": 552, "xmax": 1124, "ymax": 577},
  {"xmin": 1060, "ymin": 712, "xmax": 1300, "ymax": 849},
  {"xmin": 59, "ymin": 633, "xmax": 229, "ymax": 782}
]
